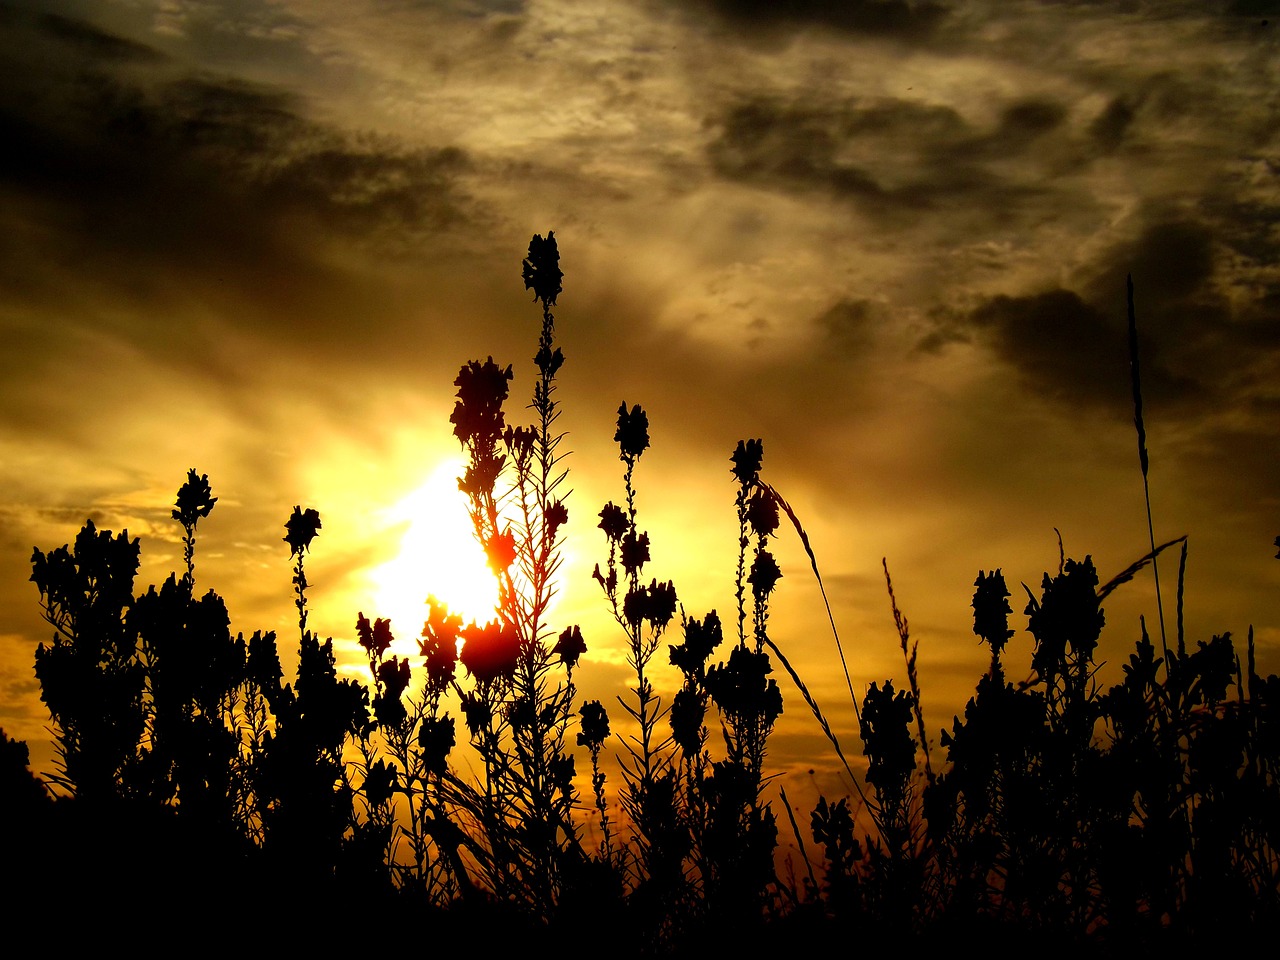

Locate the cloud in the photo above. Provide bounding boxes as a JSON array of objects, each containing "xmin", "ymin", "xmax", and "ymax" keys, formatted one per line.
[
  {"xmin": 965, "ymin": 288, "xmax": 1137, "ymax": 410},
  {"xmin": 36, "ymin": 11, "xmax": 168, "ymax": 63},
  {"xmin": 932, "ymin": 212, "xmax": 1279, "ymax": 447},
  {"xmin": 704, "ymin": 91, "xmax": 1090, "ymax": 233},
  {"xmin": 0, "ymin": 64, "xmax": 475, "ymax": 258},
  {"xmin": 816, "ymin": 298, "xmax": 878, "ymax": 355},
  {"xmin": 1079, "ymin": 218, "xmax": 1280, "ymax": 416},
  {"xmin": 690, "ymin": 0, "xmax": 951, "ymax": 40},
  {"xmin": 0, "ymin": 7, "xmax": 505, "ymax": 404},
  {"xmin": 982, "ymin": 99, "xmax": 1069, "ymax": 152},
  {"xmin": 1087, "ymin": 95, "xmax": 1136, "ymax": 152},
  {"xmin": 0, "ymin": 11, "xmax": 480, "ymax": 297},
  {"xmin": 1227, "ymin": 0, "xmax": 1280, "ymax": 17}
]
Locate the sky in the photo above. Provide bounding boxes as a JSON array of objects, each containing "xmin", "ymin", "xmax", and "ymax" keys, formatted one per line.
[{"xmin": 2, "ymin": 0, "xmax": 1278, "ymax": 847}]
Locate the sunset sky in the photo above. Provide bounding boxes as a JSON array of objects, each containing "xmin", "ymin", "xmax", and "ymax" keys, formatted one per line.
[{"xmin": 2, "ymin": 0, "xmax": 1278, "ymax": 844}]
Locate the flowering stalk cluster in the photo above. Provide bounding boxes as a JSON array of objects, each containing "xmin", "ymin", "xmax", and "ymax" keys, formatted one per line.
[
  {"xmin": 594, "ymin": 418, "xmax": 790, "ymax": 931},
  {"xmin": 381, "ymin": 231, "xmax": 591, "ymax": 908},
  {"xmin": 593, "ymin": 400, "xmax": 682, "ymax": 900}
]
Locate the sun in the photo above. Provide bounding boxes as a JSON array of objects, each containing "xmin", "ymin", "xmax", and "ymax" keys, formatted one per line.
[{"xmin": 369, "ymin": 457, "xmax": 499, "ymax": 649}]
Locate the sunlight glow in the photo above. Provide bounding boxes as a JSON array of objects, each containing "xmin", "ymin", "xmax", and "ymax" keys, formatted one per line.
[{"xmin": 370, "ymin": 457, "xmax": 499, "ymax": 648}]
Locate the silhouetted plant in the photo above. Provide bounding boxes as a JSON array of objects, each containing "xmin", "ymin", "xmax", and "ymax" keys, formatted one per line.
[
  {"xmin": 578, "ymin": 698, "xmax": 613, "ymax": 858},
  {"xmin": 0, "ymin": 729, "xmax": 49, "ymax": 818},
  {"xmin": 16, "ymin": 245, "xmax": 1280, "ymax": 954},
  {"xmin": 247, "ymin": 506, "xmax": 373, "ymax": 894},
  {"xmin": 594, "ymin": 401, "xmax": 691, "ymax": 944},
  {"xmin": 173, "ymin": 467, "xmax": 216, "ymax": 583},
  {"xmin": 341, "ymin": 230, "xmax": 599, "ymax": 925},
  {"xmin": 593, "ymin": 425, "xmax": 798, "ymax": 950},
  {"xmin": 31, "ymin": 521, "xmax": 146, "ymax": 803},
  {"xmin": 350, "ymin": 611, "xmax": 407, "ymax": 886}
]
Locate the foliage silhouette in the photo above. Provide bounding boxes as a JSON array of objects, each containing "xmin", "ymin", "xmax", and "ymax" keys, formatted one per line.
[{"xmin": 6, "ymin": 240, "xmax": 1279, "ymax": 953}]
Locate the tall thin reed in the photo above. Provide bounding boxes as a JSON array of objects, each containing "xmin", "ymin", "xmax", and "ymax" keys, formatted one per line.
[
  {"xmin": 882, "ymin": 558, "xmax": 932, "ymax": 782},
  {"xmin": 763, "ymin": 483, "xmax": 860, "ymax": 725},
  {"xmin": 1175, "ymin": 537, "xmax": 1187, "ymax": 657},
  {"xmin": 758, "ymin": 484, "xmax": 872, "ymax": 810},
  {"xmin": 762, "ymin": 634, "xmax": 865, "ymax": 805},
  {"xmin": 778, "ymin": 785, "xmax": 820, "ymax": 895},
  {"xmin": 1128, "ymin": 274, "xmax": 1168, "ymax": 661}
]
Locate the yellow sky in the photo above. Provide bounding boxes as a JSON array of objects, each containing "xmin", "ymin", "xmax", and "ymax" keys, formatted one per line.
[{"xmin": 2, "ymin": 1, "xmax": 1279, "ymax": 848}]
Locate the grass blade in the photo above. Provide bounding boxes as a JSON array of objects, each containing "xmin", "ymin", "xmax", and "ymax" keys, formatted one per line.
[{"xmin": 763, "ymin": 481, "xmax": 860, "ymax": 724}]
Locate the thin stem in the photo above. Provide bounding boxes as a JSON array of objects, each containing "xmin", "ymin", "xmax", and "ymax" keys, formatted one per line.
[{"xmin": 1128, "ymin": 274, "xmax": 1168, "ymax": 663}]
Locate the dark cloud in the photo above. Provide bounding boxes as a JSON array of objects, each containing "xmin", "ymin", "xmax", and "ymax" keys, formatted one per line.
[
  {"xmin": 707, "ymin": 94, "xmax": 1074, "ymax": 223},
  {"xmin": 945, "ymin": 215, "xmax": 1278, "ymax": 428},
  {"xmin": 694, "ymin": 0, "xmax": 950, "ymax": 39},
  {"xmin": 0, "ymin": 63, "xmax": 473, "ymax": 260},
  {"xmin": 1227, "ymin": 0, "xmax": 1280, "ymax": 16},
  {"xmin": 37, "ymin": 12, "xmax": 167, "ymax": 63},
  {"xmin": 457, "ymin": 0, "xmax": 528, "ymax": 14},
  {"xmin": 0, "ymin": 10, "xmax": 478, "ymax": 282},
  {"xmin": 967, "ymin": 289, "xmax": 1138, "ymax": 410},
  {"xmin": 991, "ymin": 99, "xmax": 1069, "ymax": 144},
  {"xmin": 1206, "ymin": 194, "xmax": 1280, "ymax": 271},
  {"xmin": 0, "ymin": 8, "xmax": 488, "ymax": 380},
  {"xmin": 1085, "ymin": 220, "xmax": 1216, "ymax": 306},
  {"xmin": 709, "ymin": 96, "xmax": 960, "ymax": 206},
  {"xmin": 817, "ymin": 298, "xmax": 877, "ymax": 354},
  {"xmin": 1088, "ymin": 96, "xmax": 1136, "ymax": 152},
  {"xmin": 913, "ymin": 308, "xmax": 971, "ymax": 356},
  {"xmin": 1104, "ymin": 219, "xmax": 1280, "ymax": 422},
  {"xmin": 931, "ymin": 97, "xmax": 1073, "ymax": 167},
  {"xmin": 710, "ymin": 99, "xmax": 863, "ymax": 193}
]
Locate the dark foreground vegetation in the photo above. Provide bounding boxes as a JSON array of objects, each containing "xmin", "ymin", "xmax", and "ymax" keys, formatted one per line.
[{"xmin": 3, "ymin": 235, "xmax": 1278, "ymax": 953}]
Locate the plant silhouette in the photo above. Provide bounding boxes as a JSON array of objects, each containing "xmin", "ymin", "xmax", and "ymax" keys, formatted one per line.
[{"xmin": 5, "ymin": 241, "xmax": 1278, "ymax": 953}]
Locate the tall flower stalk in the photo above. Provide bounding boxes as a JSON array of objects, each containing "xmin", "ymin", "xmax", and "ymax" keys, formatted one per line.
[
  {"xmin": 173, "ymin": 468, "xmax": 217, "ymax": 586},
  {"xmin": 595, "ymin": 402, "xmax": 680, "ymax": 888},
  {"xmin": 436, "ymin": 231, "xmax": 588, "ymax": 913},
  {"xmin": 284, "ymin": 505, "xmax": 322, "ymax": 642}
]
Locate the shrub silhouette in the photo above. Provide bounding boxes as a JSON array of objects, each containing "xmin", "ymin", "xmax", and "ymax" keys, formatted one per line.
[{"xmin": 6, "ymin": 237, "xmax": 1279, "ymax": 952}]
